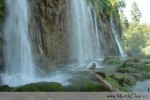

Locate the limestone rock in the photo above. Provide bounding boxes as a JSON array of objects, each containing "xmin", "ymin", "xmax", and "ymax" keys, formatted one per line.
[{"xmin": 29, "ymin": 0, "xmax": 69, "ymax": 65}]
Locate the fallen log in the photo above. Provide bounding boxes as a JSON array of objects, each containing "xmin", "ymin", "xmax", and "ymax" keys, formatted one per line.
[
  {"xmin": 95, "ymin": 74, "xmax": 120, "ymax": 92},
  {"xmin": 89, "ymin": 63, "xmax": 120, "ymax": 92}
]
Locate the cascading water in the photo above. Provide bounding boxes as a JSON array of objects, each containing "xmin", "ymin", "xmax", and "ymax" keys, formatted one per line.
[
  {"xmin": 1, "ymin": 0, "xmax": 71, "ymax": 86},
  {"xmin": 69, "ymin": 0, "xmax": 103, "ymax": 62},
  {"xmin": 0, "ymin": 0, "xmax": 127, "ymax": 88},
  {"xmin": 110, "ymin": 17, "xmax": 127, "ymax": 57},
  {"xmin": 88, "ymin": 2, "xmax": 104, "ymax": 60},
  {"xmin": 2, "ymin": 0, "xmax": 36, "ymax": 86}
]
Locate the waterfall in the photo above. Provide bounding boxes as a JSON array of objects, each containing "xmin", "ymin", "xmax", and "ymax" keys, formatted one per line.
[
  {"xmin": 110, "ymin": 17, "xmax": 127, "ymax": 57},
  {"xmin": 88, "ymin": 2, "xmax": 104, "ymax": 60},
  {"xmin": 2, "ymin": 0, "xmax": 36, "ymax": 86},
  {"xmin": 69, "ymin": 0, "xmax": 103, "ymax": 62}
]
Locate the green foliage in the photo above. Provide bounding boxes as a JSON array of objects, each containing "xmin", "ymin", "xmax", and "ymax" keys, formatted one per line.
[
  {"xmin": 0, "ymin": 85, "xmax": 13, "ymax": 91},
  {"xmin": 0, "ymin": 0, "xmax": 4, "ymax": 8},
  {"xmin": 87, "ymin": 0, "xmax": 126, "ymax": 33},
  {"xmin": 0, "ymin": 0, "xmax": 4, "ymax": 22},
  {"xmin": 122, "ymin": 1, "xmax": 150, "ymax": 57},
  {"xmin": 109, "ymin": 0, "xmax": 126, "ymax": 13},
  {"xmin": 120, "ymin": 12, "xmax": 129, "ymax": 30},
  {"xmin": 124, "ymin": 23, "xmax": 150, "ymax": 56},
  {"xmin": 88, "ymin": 0, "xmax": 125, "ymax": 18},
  {"xmin": 130, "ymin": 1, "xmax": 142, "ymax": 23},
  {"xmin": 89, "ymin": 0, "xmax": 111, "ymax": 16}
]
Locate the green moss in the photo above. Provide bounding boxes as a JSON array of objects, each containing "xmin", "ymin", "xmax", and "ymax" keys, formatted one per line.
[
  {"xmin": 81, "ymin": 83, "xmax": 109, "ymax": 92},
  {"xmin": 16, "ymin": 82, "xmax": 63, "ymax": 92},
  {"xmin": 64, "ymin": 80, "xmax": 109, "ymax": 92},
  {"xmin": 118, "ymin": 77, "xmax": 134, "ymax": 86},
  {"xmin": 81, "ymin": 80, "xmax": 109, "ymax": 91},
  {"xmin": 63, "ymin": 71, "xmax": 110, "ymax": 91},
  {"xmin": 102, "ymin": 57, "xmax": 123, "ymax": 64},
  {"xmin": 117, "ymin": 58, "xmax": 150, "ymax": 80},
  {"xmin": 109, "ymin": 73, "xmax": 116, "ymax": 79},
  {"xmin": 105, "ymin": 76, "xmax": 123, "ymax": 91},
  {"xmin": 117, "ymin": 66, "xmax": 134, "ymax": 73},
  {"xmin": 106, "ymin": 73, "xmax": 136, "ymax": 92},
  {"xmin": 125, "ymin": 58, "xmax": 140, "ymax": 63}
]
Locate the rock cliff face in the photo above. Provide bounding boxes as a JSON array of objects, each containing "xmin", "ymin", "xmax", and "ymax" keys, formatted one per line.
[
  {"xmin": 28, "ymin": 0, "xmax": 123, "ymax": 66},
  {"xmin": 98, "ymin": 15, "xmax": 122, "ymax": 56},
  {"xmin": 29, "ymin": 0, "xmax": 69, "ymax": 66},
  {"xmin": 0, "ymin": 0, "xmax": 123, "ymax": 68}
]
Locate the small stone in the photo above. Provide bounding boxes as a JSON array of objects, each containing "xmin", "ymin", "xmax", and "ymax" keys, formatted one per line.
[{"xmin": 89, "ymin": 63, "xmax": 96, "ymax": 70}]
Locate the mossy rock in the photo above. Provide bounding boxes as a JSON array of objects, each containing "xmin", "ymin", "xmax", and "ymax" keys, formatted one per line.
[
  {"xmin": 64, "ymin": 79, "xmax": 109, "ymax": 92},
  {"xmin": 117, "ymin": 58, "xmax": 150, "ymax": 80},
  {"xmin": 116, "ymin": 66, "xmax": 134, "ymax": 73},
  {"xmin": 106, "ymin": 74, "xmax": 136, "ymax": 92},
  {"xmin": 102, "ymin": 57, "xmax": 123, "ymax": 64},
  {"xmin": 117, "ymin": 77, "xmax": 135, "ymax": 86},
  {"xmin": 121, "ymin": 58, "xmax": 141, "ymax": 68},
  {"xmin": 0, "ymin": 85, "xmax": 14, "ymax": 92},
  {"xmin": 16, "ymin": 82, "xmax": 63, "ymax": 92},
  {"xmin": 125, "ymin": 58, "xmax": 140, "ymax": 63},
  {"xmin": 80, "ymin": 80, "xmax": 108, "ymax": 91}
]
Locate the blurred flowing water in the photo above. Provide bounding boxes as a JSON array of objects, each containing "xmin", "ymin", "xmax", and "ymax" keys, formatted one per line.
[
  {"xmin": 1, "ymin": 0, "xmax": 105, "ymax": 87},
  {"xmin": 110, "ymin": 17, "xmax": 127, "ymax": 57},
  {"xmin": 68, "ymin": 0, "xmax": 103, "ymax": 62},
  {"xmin": 2, "ymin": 0, "xmax": 36, "ymax": 86},
  {"xmin": 1, "ymin": 0, "xmax": 128, "ymax": 88}
]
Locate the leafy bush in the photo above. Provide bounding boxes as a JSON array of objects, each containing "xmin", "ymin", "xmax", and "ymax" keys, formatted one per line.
[
  {"xmin": 88, "ymin": 0, "xmax": 125, "ymax": 17},
  {"xmin": 124, "ymin": 23, "xmax": 150, "ymax": 57}
]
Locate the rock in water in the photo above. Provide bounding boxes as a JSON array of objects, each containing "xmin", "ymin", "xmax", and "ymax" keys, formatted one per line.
[{"xmin": 89, "ymin": 63, "xmax": 96, "ymax": 70}]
